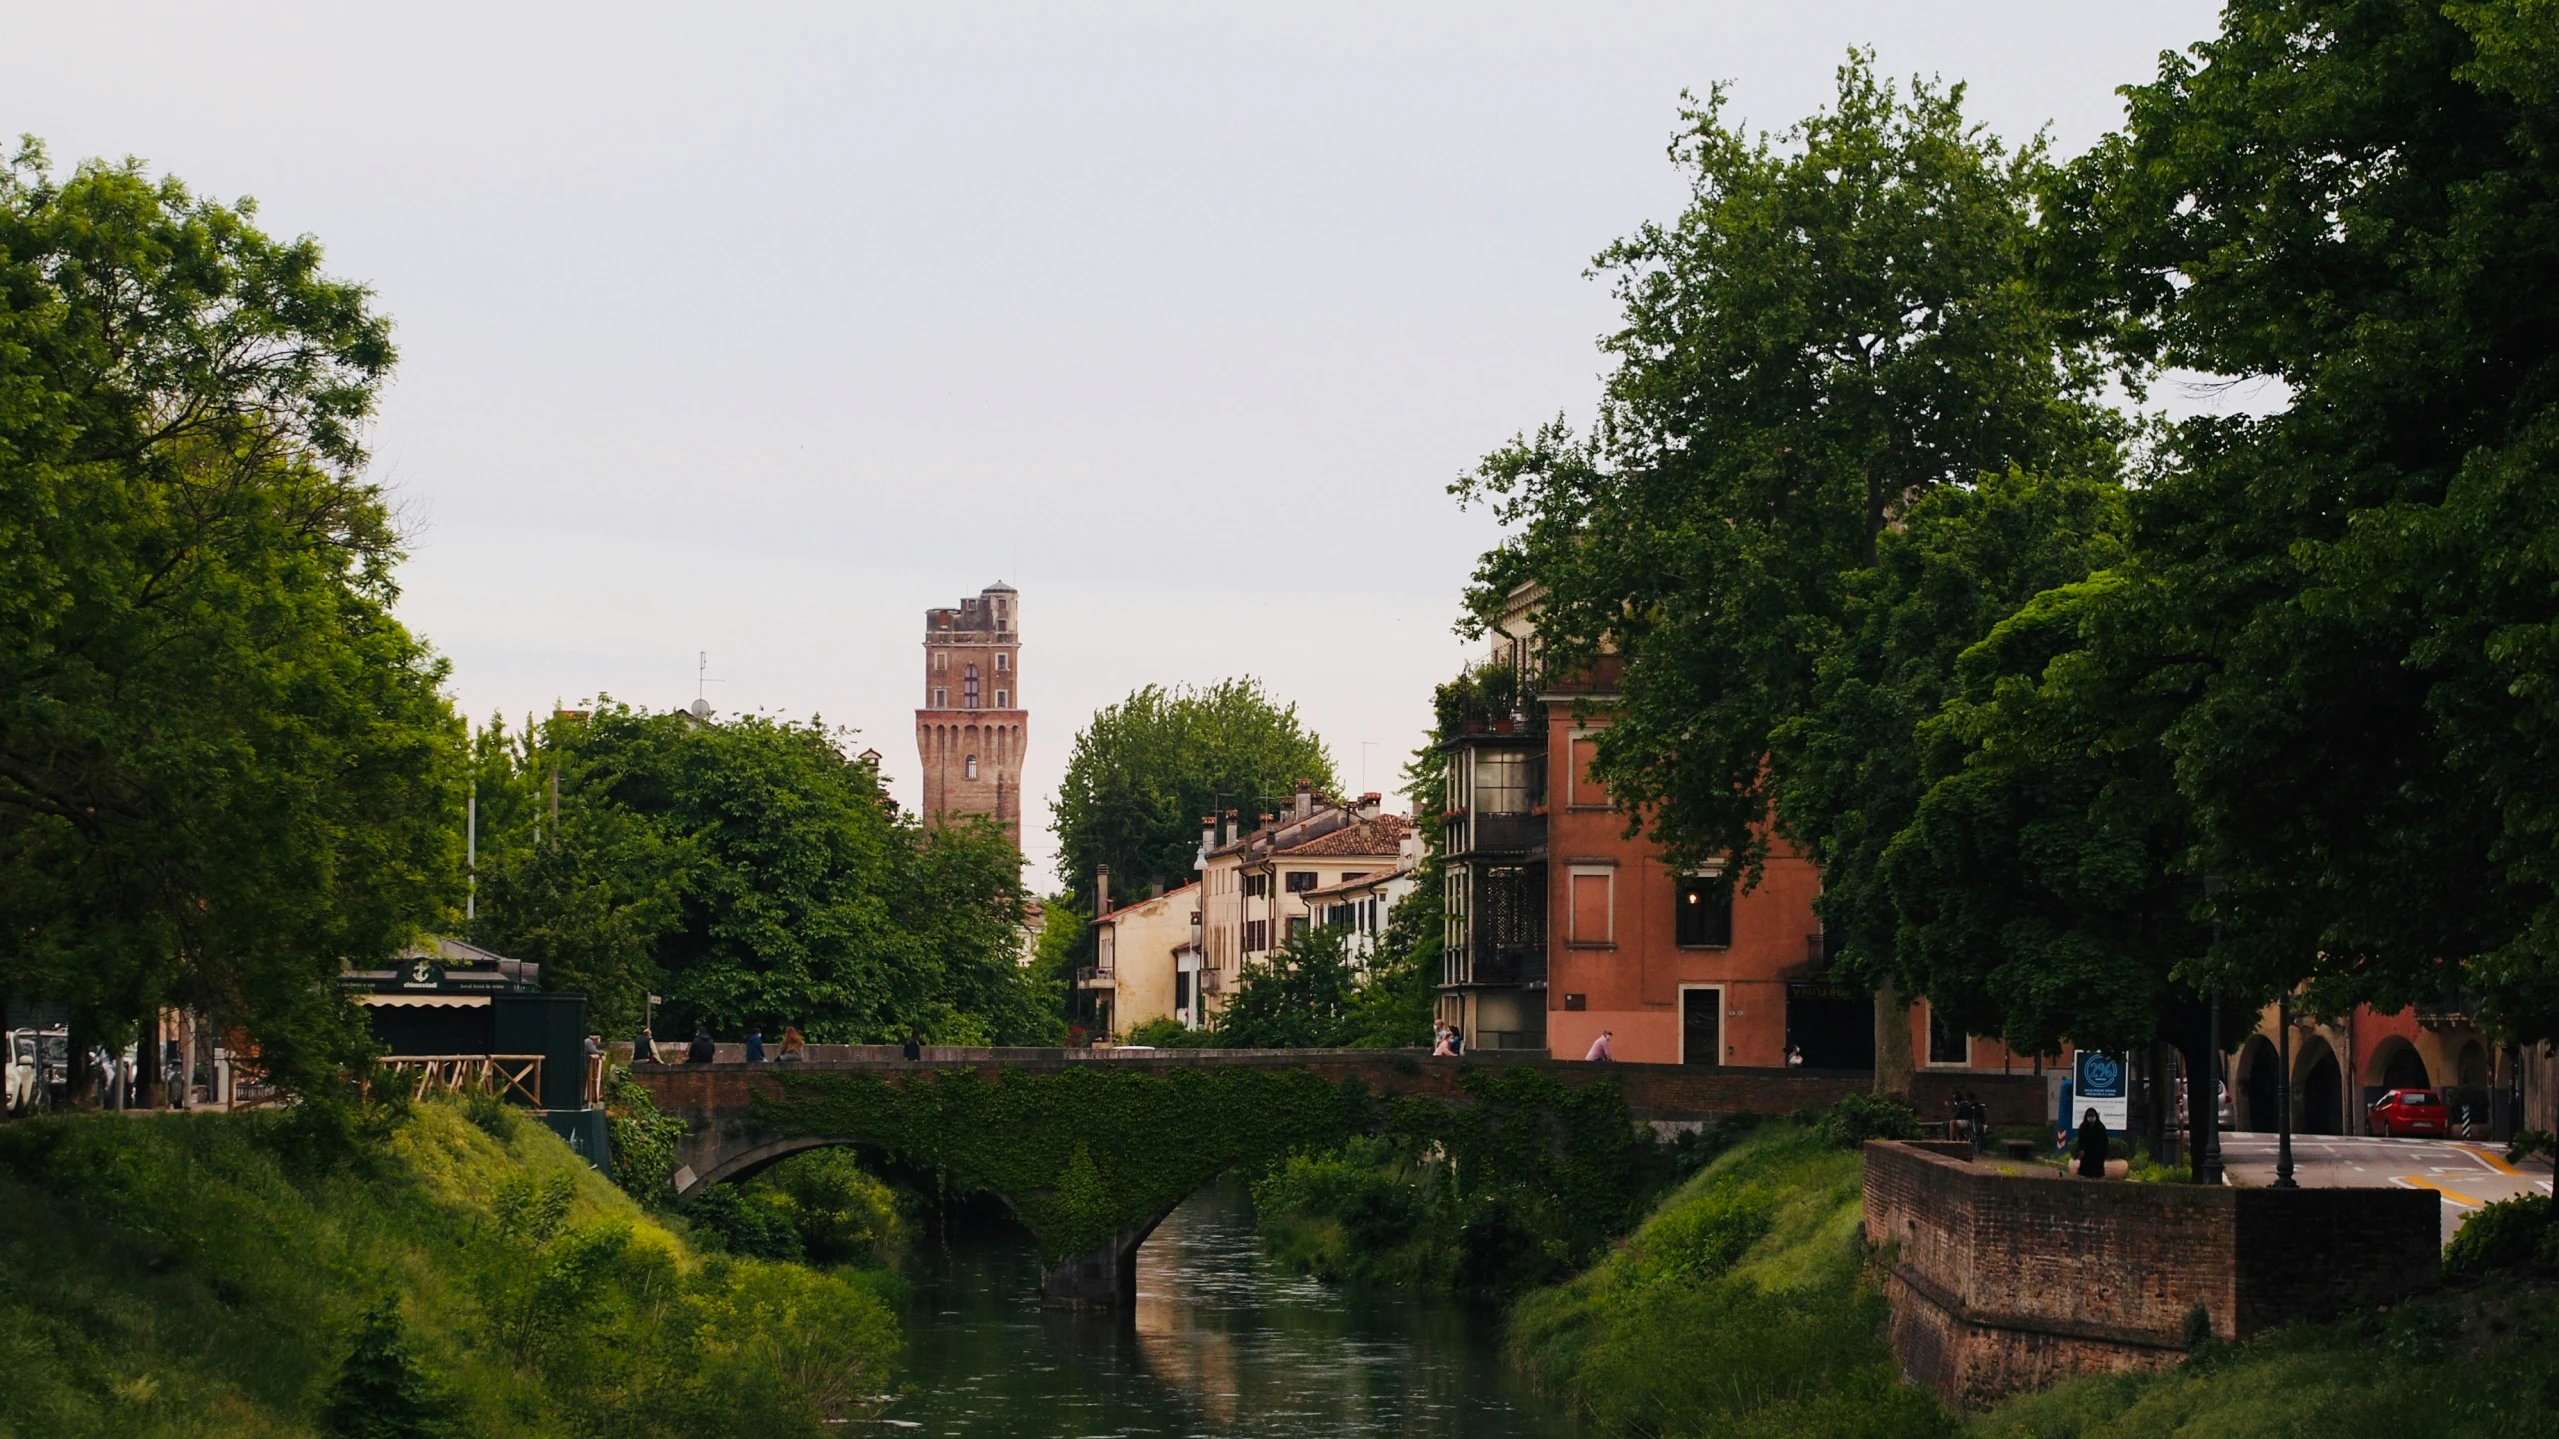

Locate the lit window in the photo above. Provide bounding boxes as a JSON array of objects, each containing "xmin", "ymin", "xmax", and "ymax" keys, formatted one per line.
[{"xmin": 1675, "ymin": 874, "xmax": 1733, "ymax": 947}]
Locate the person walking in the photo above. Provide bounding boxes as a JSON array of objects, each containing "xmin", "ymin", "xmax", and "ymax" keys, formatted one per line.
[
  {"xmin": 2074, "ymin": 1107, "xmax": 2111, "ymax": 1178},
  {"xmin": 778, "ymin": 1026, "xmax": 806, "ymax": 1063},
  {"xmin": 745, "ymin": 1030, "xmax": 766, "ymax": 1064},
  {"xmin": 1584, "ymin": 1030, "xmax": 1614, "ymax": 1063},
  {"xmin": 686, "ymin": 1026, "xmax": 715, "ymax": 1064}
]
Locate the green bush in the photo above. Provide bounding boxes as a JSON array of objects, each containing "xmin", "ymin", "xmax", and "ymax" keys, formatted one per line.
[
  {"xmin": 1121, "ymin": 1016, "xmax": 1220, "ymax": 1048},
  {"xmin": 1814, "ymin": 1092, "xmax": 1921, "ymax": 1147},
  {"xmin": 756, "ymin": 1148, "xmax": 907, "ymax": 1267},
  {"xmin": 603, "ymin": 1064, "xmax": 686, "ymax": 1205},
  {"xmin": 321, "ymin": 1301, "xmax": 460, "ymax": 1439},
  {"xmin": 685, "ymin": 1183, "xmax": 806, "ymax": 1260},
  {"xmin": 2443, "ymin": 1195, "xmax": 2552, "ymax": 1278},
  {"xmin": 2507, "ymin": 1129, "xmax": 2554, "ymax": 1165}
]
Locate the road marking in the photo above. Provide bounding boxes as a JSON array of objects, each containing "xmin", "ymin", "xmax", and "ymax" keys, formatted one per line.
[
  {"xmin": 2397, "ymin": 1176, "xmax": 2486, "ymax": 1207},
  {"xmin": 2451, "ymin": 1144, "xmax": 2521, "ymax": 1175}
]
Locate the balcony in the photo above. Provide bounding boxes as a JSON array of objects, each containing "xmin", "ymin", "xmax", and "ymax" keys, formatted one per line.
[
  {"xmin": 1443, "ymin": 942, "xmax": 1547, "ymax": 989},
  {"xmin": 1075, "ymin": 965, "xmax": 1115, "ymax": 989},
  {"xmin": 1453, "ymin": 811, "xmax": 1543, "ymax": 858}
]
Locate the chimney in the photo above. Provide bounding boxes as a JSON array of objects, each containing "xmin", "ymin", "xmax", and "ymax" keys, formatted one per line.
[
  {"xmin": 1095, "ymin": 865, "xmax": 1110, "ymax": 918},
  {"xmin": 1222, "ymin": 810, "xmax": 1238, "ymax": 846},
  {"xmin": 1149, "ymin": 882, "xmax": 1163, "ymax": 899},
  {"xmin": 1201, "ymin": 815, "xmax": 1217, "ymax": 860},
  {"xmin": 1358, "ymin": 791, "xmax": 1382, "ymax": 819},
  {"xmin": 1293, "ymin": 779, "xmax": 1313, "ymax": 821}
]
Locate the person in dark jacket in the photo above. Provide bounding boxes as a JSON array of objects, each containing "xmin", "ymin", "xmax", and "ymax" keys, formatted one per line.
[
  {"xmin": 687, "ymin": 1026, "xmax": 716, "ymax": 1064},
  {"xmin": 2074, "ymin": 1107, "xmax": 2111, "ymax": 1178},
  {"xmin": 745, "ymin": 1031, "xmax": 766, "ymax": 1064},
  {"xmin": 901, "ymin": 1032, "xmax": 922, "ymax": 1062},
  {"xmin": 633, "ymin": 1024, "xmax": 656, "ymax": 1064}
]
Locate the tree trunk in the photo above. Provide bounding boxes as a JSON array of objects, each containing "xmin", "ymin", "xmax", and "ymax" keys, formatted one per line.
[{"xmin": 1873, "ymin": 981, "xmax": 1916, "ymax": 1099}]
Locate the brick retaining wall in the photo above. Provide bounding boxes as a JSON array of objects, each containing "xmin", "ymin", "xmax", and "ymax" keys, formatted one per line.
[{"xmin": 1863, "ymin": 1140, "xmax": 2438, "ymax": 1408}]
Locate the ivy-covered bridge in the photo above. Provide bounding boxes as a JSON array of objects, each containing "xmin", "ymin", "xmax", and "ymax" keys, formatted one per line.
[{"xmin": 626, "ymin": 1048, "xmax": 2033, "ymax": 1305}]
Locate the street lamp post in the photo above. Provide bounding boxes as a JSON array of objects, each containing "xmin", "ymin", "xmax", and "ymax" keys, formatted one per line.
[
  {"xmin": 2199, "ymin": 877, "xmax": 2226, "ymax": 1186},
  {"xmin": 2273, "ymin": 991, "xmax": 2299, "ymax": 1189}
]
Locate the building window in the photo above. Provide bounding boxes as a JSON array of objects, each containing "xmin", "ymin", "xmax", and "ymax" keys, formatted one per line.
[
  {"xmin": 933, "ymin": 688, "xmax": 947, "ymax": 707},
  {"xmin": 1245, "ymin": 920, "xmax": 1269, "ymax": 952},
  {"xmin": 1286, "ymin": 916, "xmax": 1308, "ymax": 941},
  {"xmin": 965, "ymin": 754, "xmax": 979, "ymax": 780},
  {"xmin": 1568, "ymin": 866, "xmax": 1614, "ymax": 946},
  {"xmin": 996, "ymin": 653, "xmax": 1009, "ymax": 672},
  {"xmin": 1244, "ymin": 873, "xmax": 1269, "ymax": 899},
  {"xmin": 964, "ymin": 664, "xmax": 980, "ymax": 708},
  {"xmin": 934, "ymin": 651, "xmax": 947, "ymax": 672},
  {"xmin": 994, "ymin": 689, "xmax": 1008, "ymax": 707},
  {"xmin": 1475, "ymin": 750, "xmax": 1533, "ymax": 814},
  {"xmin": 1674, "ymin": 873, "xmax": 1733, "ymax": 947},
  {"xmin": 1926, "ymin": 1005, "xmax": 1969, "ymax": 1066},
  {"xmin": 1285, "ymin": 871, "xmax": 1318, "ymax": 893},
  {"xmin": 1569, "ymin": 734, "xmax": 1605, "ymax": 808}
]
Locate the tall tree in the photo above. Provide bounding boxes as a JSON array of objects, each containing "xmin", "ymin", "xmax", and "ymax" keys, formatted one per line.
[
  {"xmin": 1051, "ymin": 679, "xmax": 1338, "ymax": 904},
  {"xmin": 1455, "ymin": 52, "xmax": 2120, "ymax": 882},
  {"xmin": 0, "ymin": 142, "xmax": 459, "ymax": 1095},
  {"xmin": 471, "ymin": 705, "xmax": 1057, "ymax": 1044},
  {"xmin": 2056, "ymin": 0, "xmax": 2559, "ymax": 1031}
]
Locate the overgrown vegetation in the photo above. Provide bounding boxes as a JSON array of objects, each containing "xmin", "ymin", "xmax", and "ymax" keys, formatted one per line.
[
  {"xmin": 683, "ymin": 1148, "xmax": 908, "ymax": 1270},
  {"xmin": 0, "ymin": 1104, "xmax": 899, "ymax": 1437},
  {"xmin": 1505, "ymin": 1118, "xmax": 1954, "ymax": 1438}
]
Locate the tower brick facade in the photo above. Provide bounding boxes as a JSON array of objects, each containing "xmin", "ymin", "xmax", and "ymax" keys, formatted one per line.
[{"xmin": 915, "ymin": 582, "xmax": 1025, "ymax": 848}]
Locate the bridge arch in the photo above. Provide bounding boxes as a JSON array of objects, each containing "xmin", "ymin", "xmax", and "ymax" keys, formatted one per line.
[{"xmin": 628, "ymin": 1049, "xmax": 2032, "ymax": 1306}]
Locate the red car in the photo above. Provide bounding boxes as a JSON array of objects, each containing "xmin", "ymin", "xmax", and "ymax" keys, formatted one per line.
[{"xmin": 2367, "ymin": 1087, "xmax": 2449, "ymax": 1138}]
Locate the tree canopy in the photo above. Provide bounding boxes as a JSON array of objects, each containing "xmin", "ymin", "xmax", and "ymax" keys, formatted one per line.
[
  {"xmin": 0, "ymin": 141, "xmax": 458, "ymax": 1093},
  {"xmin": 468, "ymin": 705, "xmax": 1056, "ymax": 1045},
  {"xmin": 1051, "ymin": 679, "xmax": 1338, "ymax": 905}
]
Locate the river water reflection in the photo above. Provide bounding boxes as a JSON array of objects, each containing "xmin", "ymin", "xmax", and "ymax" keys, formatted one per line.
[{"xmin": 876, "ymin": 1180, "xmax": 1582, "ymax": 1438}]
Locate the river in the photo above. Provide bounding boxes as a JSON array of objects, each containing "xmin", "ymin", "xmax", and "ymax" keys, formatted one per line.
[{"xmin": 875, "ymin": 1180, "xmax": 1584, "ymax": 1437}]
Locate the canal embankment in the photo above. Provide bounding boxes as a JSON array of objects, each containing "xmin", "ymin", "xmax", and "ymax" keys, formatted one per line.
[{"xmin": 0, "ymin": 1101, "xmax": 898, "ymax": 1437}]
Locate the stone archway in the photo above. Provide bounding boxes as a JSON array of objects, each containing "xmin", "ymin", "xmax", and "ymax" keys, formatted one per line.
[
  {"xmin": 2239, "ymin": 1036, "xmax": 2281, "ymax": 1132},
  {"xmin": 2457, "ymin": 1040, "xmax": 2489, "ymax": 1088},
  {"xmin": 2297, "ymin": 1035, "xmax": 2344, "ymax": 1135},
  {"xmin": 2368, "ymin": 1036, "xmax": 2431, "ymax": 1092}
]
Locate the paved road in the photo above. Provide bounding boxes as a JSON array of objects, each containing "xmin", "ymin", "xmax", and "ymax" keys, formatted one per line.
[{"xmin": 2218, "ymin": 1133, "xmax": 2551, "ymax": 1243}]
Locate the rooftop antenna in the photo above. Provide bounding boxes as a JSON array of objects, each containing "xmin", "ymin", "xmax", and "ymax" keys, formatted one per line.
[{"xmin": 693, "ymin": 650, "xmax": 724, "ymax": 721}]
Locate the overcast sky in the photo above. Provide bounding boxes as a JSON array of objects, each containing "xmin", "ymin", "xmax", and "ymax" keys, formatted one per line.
[{"xmin": 9, "ymin": 2, "xmax": 2226, "ymax": 891}]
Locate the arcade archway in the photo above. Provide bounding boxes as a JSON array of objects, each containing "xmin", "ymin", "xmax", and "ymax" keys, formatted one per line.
[{"xmin": 2296, "ymin": 1036, "xmax": 2343, "ymax": 1135}]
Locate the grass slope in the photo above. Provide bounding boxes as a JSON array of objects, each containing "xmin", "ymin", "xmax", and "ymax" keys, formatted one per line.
[
  {"xmin": 0, "ymin": 1103, "xmax": 897, "ymax": 1438},
  {"xmin": 1506, "ymin": 1121, "xmax": 1954, "ymax": 1439}
]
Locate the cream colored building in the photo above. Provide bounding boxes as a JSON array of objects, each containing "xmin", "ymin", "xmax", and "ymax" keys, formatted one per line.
[
  {"xmin": 1084, "ymin": 882, "xmax": 1199, "ymax": 1039},
  {"xmin": 1196, "ymin": 783, "xmax": 1412, "ymax": 1027}
]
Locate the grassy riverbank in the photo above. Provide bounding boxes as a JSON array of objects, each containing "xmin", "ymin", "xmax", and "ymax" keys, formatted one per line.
[
  {"xmin": 1496, "ymin": 1121, "xmax": 2559, "ymax": 1439},
  {"xmin": 0, "ymin": 1103, "xmax": 899, "ymax": 1438},
  {"xmin": 1506, "ymin": 1120, "xmax": 1952, "ymax": 1439}
]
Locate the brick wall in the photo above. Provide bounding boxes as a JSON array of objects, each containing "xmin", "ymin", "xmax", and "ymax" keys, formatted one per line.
[{"xmin": 1863, "ymin": 1140, "xmax": 2438, "ymax": 1408}]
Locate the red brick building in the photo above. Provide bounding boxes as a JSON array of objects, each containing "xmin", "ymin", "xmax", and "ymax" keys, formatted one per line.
[{"xmin": 914, "ymin": 582, "xmax": 1026, "ymax": 847}]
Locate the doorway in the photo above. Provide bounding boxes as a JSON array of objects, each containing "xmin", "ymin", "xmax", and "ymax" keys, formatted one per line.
[
  {"xmin": 2299, "ymin": 1041, "xmax": 2343, "ymax": 1135},
  {"xmin": 1680, "ymin": 986, "xmax": 1722, "ymax": 1067}
]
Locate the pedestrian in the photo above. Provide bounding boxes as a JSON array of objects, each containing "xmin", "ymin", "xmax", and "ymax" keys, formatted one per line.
[
  {"xmin": 901, "ymin": 1031, "xmax": 922, "ymax": 1062},
  {"xmin": 745, "ymin": 1030, "xmax": 766, "ymax": 1064},
  {"xmin": 2074, "ymin": 1106, "xmax": 2111, "ymax": 1178},
  {"xmin": 779, "ymin": 1026, "xmax": 806, "ymax": 1063},
  {"xmin": 1584, "ymin": 1030, "xmax": 1614, "ymax": 1063},
  {"xmin": 1786, "ymin": 1043, "xmax": 1804, "ymax": 1067},
  {"xmin": 687, "ymin": 1025, "xmax": 715, "ymax": 1064},
  {"xmin": 633, "ymin": 1021, "xmax": 656, "ymax": 1065},
  {"xmin": 1431, "ymin": 1024, "xmax": 1456, "ymax": 1058}
]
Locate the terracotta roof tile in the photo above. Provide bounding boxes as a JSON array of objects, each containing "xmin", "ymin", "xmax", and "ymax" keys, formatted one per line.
[{"xmin": 1277, "ymin": 814, "xmax": 1413, "ymax": 858}]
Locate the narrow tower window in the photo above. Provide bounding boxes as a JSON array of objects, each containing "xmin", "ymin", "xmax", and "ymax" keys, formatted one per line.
[
  {"xmin": 964, "ymin": 663, "xmax": 980, "ymax": 709},
  {"xmin": 965, "ymin": 754, "xmax": 979, "ymax": 780}
]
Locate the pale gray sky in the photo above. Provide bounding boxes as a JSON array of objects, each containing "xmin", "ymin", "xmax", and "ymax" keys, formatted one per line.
[{"xmin": 8, "ymin": 2, "xmax": 2223, "ymax": 891}]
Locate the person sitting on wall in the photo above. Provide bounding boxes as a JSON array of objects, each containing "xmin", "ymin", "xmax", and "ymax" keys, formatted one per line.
[
  {"xmin": 901, "ymin": 1031, "xmax": 922, "ymax": 1062},
  {"xmin": 686, "ymin": 1026, "xmax": 715, "ymax": 1064},
  {"xmin": 1584, "ymin": 1030, "xmax": 1613, "ymax": 1062},
  {"xmin": 2074, "ymin": 1106, "xmax": 2110, "ymax": 1178},
  {"xmin": 778, "ymin": 1026, "xmax": 806, "ymax": 1062},
  {"xmin": 633, "ymin": 1023, "xmax": 655, "ymax": 1064}
]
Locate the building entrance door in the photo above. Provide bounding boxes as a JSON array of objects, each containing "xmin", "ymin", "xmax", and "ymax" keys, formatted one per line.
[{"xmin": 1681, "ymin": 986, "xmax": 1721, "ymax": 1067}]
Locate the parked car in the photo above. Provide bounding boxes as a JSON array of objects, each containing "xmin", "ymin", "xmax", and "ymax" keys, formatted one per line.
[{"xmin": 2367, "ymin": 1087, "xmax": 2449, "ymax": 1138}]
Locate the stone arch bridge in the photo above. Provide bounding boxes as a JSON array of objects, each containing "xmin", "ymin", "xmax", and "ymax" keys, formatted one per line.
[{"xmin": 627, "ymin": 1047, "xmax": 2035, "ymax": 1306}]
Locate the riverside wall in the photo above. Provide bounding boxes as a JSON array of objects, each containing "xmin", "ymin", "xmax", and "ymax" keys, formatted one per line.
[{"xmin": 1863, "ymin": 1140, "xmax": 2439, "ymax": 1409}]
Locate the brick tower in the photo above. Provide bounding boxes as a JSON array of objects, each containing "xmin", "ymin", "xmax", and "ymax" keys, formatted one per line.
[{"xmin": 915, "ymin": 582, "xmax": 1025, "ymax": 847}]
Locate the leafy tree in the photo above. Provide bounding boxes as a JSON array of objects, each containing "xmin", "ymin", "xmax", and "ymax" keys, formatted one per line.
[
  {"xmin": 1343, "ymin": 858, "xmax": 1442, "ymax": 1049},
  {"xmin": 0, "ymin": 141, "xmax": 460, "ymax": 1096},
  {"xmin": 1455, "ymin": 53, "xmax": 2119, "ymax": 880},
  {"xmin": 1776, "ymin": 470, "xmax": 2125, "ymax": 1000},
  {"xmin": 2051, "ymin": 0, "xmax": 2559, "ymax": 1031},
  {"xmin": 1052, "ymin": 679, "xmax": 1337, "ymax": 904},
  {"xmin": 471, "ymin": 704, "xmax": 1057, "ymax": 1044},
  {"xmin": 1216, "ymin": 925, "xmax": 1359, "ymax": 1048}
]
